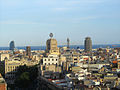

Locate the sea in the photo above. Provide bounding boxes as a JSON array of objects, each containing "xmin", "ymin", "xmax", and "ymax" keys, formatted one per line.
[{"xmin": 0, "ymin": 44, "xmax": 120, "ymax": 50}]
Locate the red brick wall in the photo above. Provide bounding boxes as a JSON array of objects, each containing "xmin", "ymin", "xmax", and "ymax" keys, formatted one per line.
[{"xmin": 0, "ymin": 84, "xmax": 6, "ymax": 90}]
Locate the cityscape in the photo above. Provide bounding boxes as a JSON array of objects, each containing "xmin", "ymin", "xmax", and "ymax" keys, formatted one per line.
[
  {"xmin": 0, "ymin": 33, "xmax": 120, "ymax": 90},
  {"xmin": 0, "ymin": 0, "xmax": 120, "ymax": 90}
]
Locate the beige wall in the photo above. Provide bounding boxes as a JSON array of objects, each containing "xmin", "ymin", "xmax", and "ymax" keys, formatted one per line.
[
  {"xmin": 43, "ymin": 54, "xmax": 59, "ymax": 65},
  {"xmin": 0, "ymin": 54, "xmax": 9, "ymax": 61}
]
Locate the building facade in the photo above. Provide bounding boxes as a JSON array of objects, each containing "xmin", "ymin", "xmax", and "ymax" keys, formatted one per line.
[
  {"xmin": 67, "ymin": 38, "xmax": 70, "ymax": 49},
  {"xmin": 26, "ymin": 46, "xmax": 31, "ymax": 57},
  {"xmin": 0, "ymin": 53, "xmax": 9, "ymax": 61},
  {"xmin": 5, "ymin": 59, "xmax": 39, "ymax": 84},
  {"xmin": 46, "ymin": 33, "xmax": 59, "ymax": 55},
  {"xmin": 9, "ymin": 41, "xmax": 15, "ymax": 51},
  {"xmin": 84, "ymin": 37, "xmax": 92, "ymax": 52},
  {"xmin": 0, "ymin": 74, "xmax": 7, "ymax": 90},
  {"xmin": 43, "ymin": 54, "xmax": 59, "ymax": 66}
]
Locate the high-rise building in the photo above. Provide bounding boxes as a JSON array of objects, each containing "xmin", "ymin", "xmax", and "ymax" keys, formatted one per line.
[
  {"xmin": 46, "ymin": 33, "xmax": 59, "ymax": 55},
  {"xmin": 84, "ymin": 37, "xmax": 92, "ymax": 52},
  {"xmin": 26, "ymin": 46, "xmax": 31, "ymax": 57},
  {"xmin": 67, "ymin": 38, "xmax": 70, "ymax": 49},
  {"xmin": 9, "ymin": 41, "xmax": 15, "ymax": 51}
]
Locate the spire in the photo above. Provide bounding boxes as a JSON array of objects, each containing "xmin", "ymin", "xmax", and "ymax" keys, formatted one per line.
[{"xmin": 67, "ymin": 38, "xmax": 70, "ymax": 49}]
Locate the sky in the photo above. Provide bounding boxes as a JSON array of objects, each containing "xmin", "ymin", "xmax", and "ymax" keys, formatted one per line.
[{"xmin": 0, "ymin": 0, "xmax": 120, "ymax": 46}]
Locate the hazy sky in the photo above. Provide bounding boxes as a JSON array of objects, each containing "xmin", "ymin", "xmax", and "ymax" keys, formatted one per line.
[{"xmin": 0, "ymin": 0, "xmax": 120, "ymax": 46}]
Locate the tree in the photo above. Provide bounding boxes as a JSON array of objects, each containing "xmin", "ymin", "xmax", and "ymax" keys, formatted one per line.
[
  {"xmin": 15, "ymin": 72, "xmax": 30, "ymax": 88},
  {"xmin": 16, "ymin": 65, "xmax": 28, "ymax": 76},
  {"xmin": 15, "ymin": 65, "xmax": 38, "ymax": 89}
]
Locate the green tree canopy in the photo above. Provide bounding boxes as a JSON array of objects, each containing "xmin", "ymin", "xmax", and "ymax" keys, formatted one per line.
[{"xmin": 15, "ymin": 64, "xmax": 38, "ymax": 88}]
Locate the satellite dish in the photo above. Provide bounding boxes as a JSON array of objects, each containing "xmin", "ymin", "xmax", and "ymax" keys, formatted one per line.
[{"xmin": 49, "ymin": 33, "xmax": 53, "ymax": 38}]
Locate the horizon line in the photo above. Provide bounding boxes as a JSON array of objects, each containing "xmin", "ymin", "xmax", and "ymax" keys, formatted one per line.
[{"xmin": 0, "ymin": 44, "xmax": 120, "ymax": 47}]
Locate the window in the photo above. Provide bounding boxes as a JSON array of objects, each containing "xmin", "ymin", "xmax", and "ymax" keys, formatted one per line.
[
  {"xmin": 48, "ymin": 59, "xmax": 50, "ymax": 61},
  {"xmin": 52, "ymin": 59, "xmax": 54, "ymax": 61},
  {"xmin": 74, "ymin": 59, "xmax": 77, "ymax": 60},
  {"xmin": 56, "ymin": 59, "xmax": 58, "ymax": 61}
]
